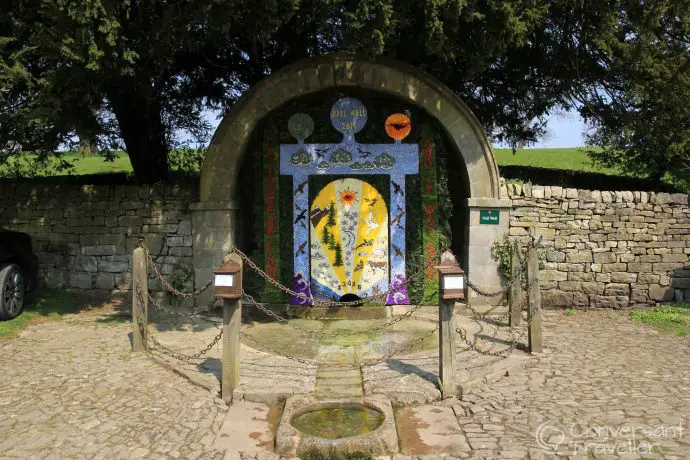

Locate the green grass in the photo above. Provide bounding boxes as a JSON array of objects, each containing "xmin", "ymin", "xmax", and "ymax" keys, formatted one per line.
[
  {"xmin": 68, "ymin": 153, "xmax": 133, "ymax": 175},
  {"xmin": 629, "ymin": 302, "xmax": 690, "ymax": 336},
  {"xmin": 0, "ymin": 152, "xmax": 133, "ymax": 177},
  {"xmin": 492, "ymin": 147, "xmax": 621, "ymax": 175},
  {"xmin": 0, "ymin": 288, "xmax": 82, "ymax": 339},
  {"xmin": 1, "ymin": 148, "xmax": 619, "ymax": 178},
  {"xmin": 0, "ymin": 149, "xmax": 206, "ymax": 177},
  {"xmin": 563, "ymin": 308, "xmax": 577, "ymax": 316}
]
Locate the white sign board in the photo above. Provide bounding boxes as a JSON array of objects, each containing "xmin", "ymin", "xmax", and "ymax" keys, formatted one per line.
[
  {"xmin": 443, "ymin": 275, "xmax": 464, "ymax": 289},
  {"xmin": 215, "ymin": 274, "xmax": 235, "ymax": 287}
]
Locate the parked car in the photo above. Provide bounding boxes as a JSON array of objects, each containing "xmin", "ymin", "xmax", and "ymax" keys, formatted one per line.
[{"xmin": 0, "ymin": 229, "xmax": 38, "ymax": 320}]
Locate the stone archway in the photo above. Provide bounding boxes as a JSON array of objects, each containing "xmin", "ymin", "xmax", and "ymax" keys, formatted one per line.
[{"xmin": 192, "ymin": 52, "xmax": 511, "ymax": 304}]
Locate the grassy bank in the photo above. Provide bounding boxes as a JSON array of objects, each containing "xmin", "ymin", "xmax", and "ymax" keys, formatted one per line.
[
  {"xmin": 492, "ymin": 147, "xmax": 619, "ymax": 175},
  {"xmin": 0, "ymin": 289, "xmax": 82, "ymax": 339},
  {"xmin": 2, "ymin": 148, "xmax": 683, "ymax": 192},
  {"xmin": 2, "ymin": 148, "xmax": 612, "ymax": 177}
]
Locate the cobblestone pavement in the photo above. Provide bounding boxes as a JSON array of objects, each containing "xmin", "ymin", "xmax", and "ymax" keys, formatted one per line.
[
  {"xmin": 0, "ymin": 312, "xmax": 228, "ymax": 460},
  {"xmin": 453, "ymin": 309, "xmax": 690, "ymax": 459},
  {"xmin": 146, "ymin": 317, "xmax": 317, "ymax": 404},
  {"xmin": 363, "ymin": 310, "xmax": 532, "ymax": 405},
  {"xmin": 1, "ymin": 308, "xmax": 688, "ymax": 460}
]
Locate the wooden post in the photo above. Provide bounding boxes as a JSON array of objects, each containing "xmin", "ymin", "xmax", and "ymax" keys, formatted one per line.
[
  {"xmin": 509, "ymin": 249, "xmax": 521, "ymax": 327},
  {"xmin": 132, "ymin": 247, "xmax": 148, "ymax": 352},
  {"xmin": 222, "ymin": 254, "xmax": 243, "ymax": 404},
  {"xmin": 527, "ymin": 247, "xmax": 543, "ymax": 353},
  {"xmin": 439, "ymin": 298, "xmax": 457, "ymax": 398}
]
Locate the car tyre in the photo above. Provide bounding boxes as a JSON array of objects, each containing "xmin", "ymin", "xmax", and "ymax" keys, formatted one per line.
[{"xmin": 0, "ymin": 264, "xmax": 25, "ymax": 320}]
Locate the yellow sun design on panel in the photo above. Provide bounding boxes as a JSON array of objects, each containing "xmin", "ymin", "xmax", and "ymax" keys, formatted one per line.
[
  {"xmin": 310, "ymin": 178, "xmax": 389, "ymax": 299},
  {"xmin": 339, "ymin": 188, "xmax": 358, "ymax": 209}
]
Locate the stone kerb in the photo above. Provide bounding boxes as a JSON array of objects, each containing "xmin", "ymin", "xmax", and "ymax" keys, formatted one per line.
[{"xmin": 502, "ymin": 181, "xmax": 690, "ymax": 308}]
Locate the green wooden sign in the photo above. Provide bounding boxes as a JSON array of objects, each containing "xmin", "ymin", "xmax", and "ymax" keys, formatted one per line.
[{"xmin": 479, "ymin": 209, "xmax": 500, "ymax": 225}]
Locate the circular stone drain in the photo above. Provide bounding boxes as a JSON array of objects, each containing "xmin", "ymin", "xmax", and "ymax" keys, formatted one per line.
[{"xmin": 291, "ymin": 403, "xmax": 384, "ymax": 439}]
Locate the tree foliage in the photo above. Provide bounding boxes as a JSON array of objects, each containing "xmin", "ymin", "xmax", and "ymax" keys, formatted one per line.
[
  {"xmin": 575, "ymin": 1, "xmax": 689, "ymax": 184},
  {"xmin": 1, "ymin": 0, "xmax": 688, "ymax": 182}
]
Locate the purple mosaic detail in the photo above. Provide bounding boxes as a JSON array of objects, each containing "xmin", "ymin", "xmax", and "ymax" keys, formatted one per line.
[
  {"xmin": 386, "ymin": 273, "xmax": 410, "ymax": 305},
  {"xmin": 291, "ymin": 272, "xmax": 313, "ymax": 305}
]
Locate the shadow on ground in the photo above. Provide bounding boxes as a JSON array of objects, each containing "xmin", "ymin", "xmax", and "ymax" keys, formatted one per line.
[
  {"xmin": 198, "ymin": 358, "xmax": 221, "ymax": 384},
  {"xmin": 387, "ymin": 359, "xmax": 438, "ymax": 386}
]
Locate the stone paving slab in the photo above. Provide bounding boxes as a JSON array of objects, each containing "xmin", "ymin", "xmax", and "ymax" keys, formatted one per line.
[
  {"xmin": 1, "ymin": 306, "xmax": 688, "ymax": 460},
  {"xmin": 395, "ymin": 406, "xmax": 471, "ymax": 456},
  {"xmin": 146, "ymin": 318, "xmax": 318, "ymax": 404},
  {"xmin": 213, "ymin": 401, "xmax": 275, "ymax": 455},
  {"xmin": 363, "ymin": 310, "xmax": 532, "ymax": 405}
]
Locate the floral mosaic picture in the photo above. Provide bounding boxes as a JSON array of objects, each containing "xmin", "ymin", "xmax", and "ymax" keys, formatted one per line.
[
  {"xmin": 246, "ymin": 93, "xmax": 450, "ymax": 306},
  {"xmin": 309, "ymin": 178, "xmax": 390, "ymax": 301},
  {"xmin": 279, "ymin": 98, "xmax": 418, "ymax": 305}
]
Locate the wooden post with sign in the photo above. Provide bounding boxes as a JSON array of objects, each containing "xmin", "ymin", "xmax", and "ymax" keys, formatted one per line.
[
  {"xmin": 527, "ymin": 248, "xmax": 543, "ymax": 353},
  {"xmin": 217, "ymin": 254, "xmax": 243, "ymax": 404},
  {"xmin": 132, "ymin": 247, "xmax": 148, "ymax": 352},
  {"xmin": 509, "ymin": 249, "xmax": 521, "ymax": 327},
  {"xmin": 439, "ymin": 298, "xmax": 457, "ymax": 398},
  {"xmin": 437, "ymin": 261, "xmax": 464, "ymax": 399}
]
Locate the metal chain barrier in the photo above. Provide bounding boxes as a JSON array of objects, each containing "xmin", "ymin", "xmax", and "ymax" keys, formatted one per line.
[
  {"xmin": 464, "ymin": 235, "xmax": 542, "ymax": 297},
  {"xmin": 147, "ymin": 328, "xmax": 224, "ymax": 362},
  {"xmin": 455, "ymin": 325, "xmax": 518, "ymax": 358},
  {"xmin": 454, "ymin": 294, "xmax": 533, "ymax": 358},
  {"xmin": 135, "ymin": 282, "xmax": 223, "ymax": 363},
  {"xmin": 138, "ymin": 240, "xmax": 213, "ymax": 298},
  {"xmin": 146, "ymin": 291, "xmax": 221, "ymax": 324},
  {"xmin": 233, "ymin": 245, "xmax": 451, "ymax": 308},
  {"xmin": 457, "ymin": 298, "xmax": 510, "ymax": 325},
  {"xmin": 139, "ymin": 236, "xmax": 538, "ymax": 311},
  {"xmin": 242, "ymin": 289, "xmax": 429, "ymax": 338},
  {"xmin": 133, "ymin": 235, "xmax": 542, "ymax": 368},
  {"xmin": 459, "ymin": 238, "xmax": 542, "ymax": 326}
]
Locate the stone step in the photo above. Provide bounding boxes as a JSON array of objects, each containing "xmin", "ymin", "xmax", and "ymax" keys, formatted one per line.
[
  {"xmin": 316, "ymin": 377, "xmax": 362, "ymax": 387},
  {"xmin": 315, "ymin": 380, "xmax": 363, "ymax": 389},
  {"xmin": 315, "ymin": 363, "xmax": 363, "ymax": 398},
  {"xmin": 316, "ymin": 369, "xmax": 361, "ymax": 380},
  {"xmin": 317, "ymin": 363, "xmax": 359, "ymax": 371},
  {"xmin": 314, "ymin": 385, "xmax": 363, "ymax": 398},
  {"xmin": 316, "ymin": 374, "xmax": 362, "ymax": 385}
]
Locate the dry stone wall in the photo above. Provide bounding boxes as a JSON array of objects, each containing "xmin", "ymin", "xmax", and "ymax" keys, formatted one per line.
[
  {"xmin": 2, "ymin": 179, "xmax": 688, "ymax": 309},
  {"xmin": 505, "ymin": 183, "xmax": 690, "ymax": 308},
  {"xmin": 0, "ymin": 182, "xmax": 197, "ymax": 297}
]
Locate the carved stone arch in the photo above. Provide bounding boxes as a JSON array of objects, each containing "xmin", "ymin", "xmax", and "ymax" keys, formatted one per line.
[
  {"xmin": 192, "ymin": 53, "xmax": 510, "ymax": 304},
  {"xmin": 199, "ymin": 53, "xmax": 500, "ymax": 202}
]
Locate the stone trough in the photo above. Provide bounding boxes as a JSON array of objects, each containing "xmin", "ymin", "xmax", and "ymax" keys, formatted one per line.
[{"xmin": 275, "ymin": 394, "xmax": 398, "ymax": 456}]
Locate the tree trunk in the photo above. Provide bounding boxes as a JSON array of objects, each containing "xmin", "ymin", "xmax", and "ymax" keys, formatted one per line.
[
  {"xmin": 108, "ymin": 77, "xmax": 168, "ymax": 183},
  {"xmin": 77, "ymin": 135, "xmax": 99, "ymax": 156}
]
